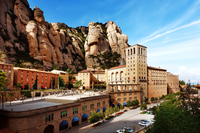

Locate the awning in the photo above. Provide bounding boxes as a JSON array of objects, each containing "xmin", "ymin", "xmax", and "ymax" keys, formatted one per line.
[
  {"xmin": 123, "ymin": 102, "xmax": 127, "ymax": 106},
  {"xmin": 60, "ymin": 120, "xmax": 68, "ymax": 126},
  {"xmin": 103, "ymin": 107, "xmax": 106, "ymax": 111},
  {"xmin": 82, "ymin": 113, "xmax": 88, "ymax": 119},
  {"xmin": 97, "ymin": 109, "xmax": 100, "ymax": 112},
  {"xmin": 112, "ymin": 104, "xmax": 115, "ymax": 107},
  {"xmin": 72, "ymin": 116, "xmax": 79, "ymax": 122},
  {"xmin": 118, "ymin": 103, "xmax": 121, "ymax": 106}
]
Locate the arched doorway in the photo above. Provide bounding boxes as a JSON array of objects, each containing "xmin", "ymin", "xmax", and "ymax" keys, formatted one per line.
[
  {"xmin": 72, "ymin": 116, "xmax": 79, "ymax": 127},
  {"xmin": 59, "ymin": 120, "xmax": 68, "ymax": 131},
  {"xmin": 44, "ymin": 125, "xmax": 54, "ymax": 133},
  {"xmin": 82, "ymin": 113, "xmax": 88, "ymax": 122}
]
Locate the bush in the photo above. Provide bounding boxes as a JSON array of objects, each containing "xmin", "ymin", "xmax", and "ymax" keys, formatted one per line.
[
  {"xmin": 140, "ymin": 104, "xmax": 147, "ymax": 110},
  {"xmin": 105, "ymin": 115, "xmax": 113, "ymax": 120},
  {"xmin": 20, "ymin": 90, "xmax": 32, "ymax": 98},
  {"xmin": 140, "ymin": 111, "xmax": 146, "ymax": 114}
]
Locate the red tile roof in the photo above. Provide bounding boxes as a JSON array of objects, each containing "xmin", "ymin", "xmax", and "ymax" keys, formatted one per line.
[
  {"xmin": 195, "ymin": 85, "xmax": 200, "ymax": 88},
  {"xmin": 110, "ymin": 65, "xmax": 126, "ymax": 70}
]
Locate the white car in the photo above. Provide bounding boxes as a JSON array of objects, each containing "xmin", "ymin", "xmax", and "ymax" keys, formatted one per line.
[
  {"xmin": 139, "ymin": 120, "xmax": 151, "ymax": 127},
  {"xmin": 151, "ymin": 118, "xmax": 155, "ymax": 123},
  {"xmin": 116, "ymin": 127, "xmax": 134, "ymax": 133},
  {"xmin": 124, "ymin": 127, "xmax": 134, "ymax": 132},
  {"xmin": 116, "ymin": 129, "xmax": 125, "ymax": 133}
]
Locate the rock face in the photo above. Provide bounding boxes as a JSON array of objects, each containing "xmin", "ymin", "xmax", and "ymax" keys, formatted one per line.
[
  {"xmin": 84, "ymin": 21, "xmax": 129, "ymax": 68},
  {"xmin": 0, "ymin": 0, "xmax": 129, "ymax": 72},
  {"xmin": 106, "ymin": 21, "xmax": 129, "ymax": 61},
  {"xmin": 84, "ymin": 22, "xmax": 110, "ymax": 67}
]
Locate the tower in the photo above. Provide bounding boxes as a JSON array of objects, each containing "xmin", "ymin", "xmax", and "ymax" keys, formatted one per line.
[{"xmin": 125, "ymin": 44, "xmax": 147, "ymax": 98}]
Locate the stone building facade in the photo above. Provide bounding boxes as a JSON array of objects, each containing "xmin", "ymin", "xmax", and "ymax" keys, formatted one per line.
[
  {"xmin": 166, "ymin": 72, "xmax": 179, "ymax": 93},
  {"xmin": 78, "ymin": 70, "xmax": 105, "ymax": 90},
  {"xmin": 0, "ymin": 95, "xmax": 109, "ymax": 133},
  {"xmin": 147, "ymin": 66, "xmax": 167, "ymax": 99}
]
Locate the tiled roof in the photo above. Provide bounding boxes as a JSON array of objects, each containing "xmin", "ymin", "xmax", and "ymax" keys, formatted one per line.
[
  {"xmin": 147, "ymin": 66, "xmax": 166, "ymax": 71},
  {"xmin": 79, "ymin": 69, "xmax": 105, "ymax": 73},
  {"xmin": 14, "ymin": 67, "xmax": 57, "ymax": 74},
  {"xmin": 110, "ymin": 65, "xmax": 126, "ymax": 70},
  {"xmin": 195, "ymin": 85, "xmax": 200, "ymax": 88}
]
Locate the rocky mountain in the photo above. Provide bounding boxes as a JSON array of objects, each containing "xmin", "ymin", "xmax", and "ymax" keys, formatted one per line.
[{"xmin": 0, "ymin": 0, "xmax": 129, "ymax": 72}]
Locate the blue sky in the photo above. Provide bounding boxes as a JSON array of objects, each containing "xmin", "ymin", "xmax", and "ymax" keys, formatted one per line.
[{"xmin": 27, "ymin": 0, "xmax": 200, "ymax": 84}]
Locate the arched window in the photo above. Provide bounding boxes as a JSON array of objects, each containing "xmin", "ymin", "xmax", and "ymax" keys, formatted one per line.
[
  {"xmin": 128, "ymin": 50, "xmax": 129, "ymax": 56},
  {"xmin": 133, "ymin": 48, "xmax": 135, "ymax": 54},
  {"xmin": 138, "ymin": 48, "xmax": 140, "ymax": 54},
  {"xmin": 131, "ymin": 49, "xmax": 132, "ymax": 55}
]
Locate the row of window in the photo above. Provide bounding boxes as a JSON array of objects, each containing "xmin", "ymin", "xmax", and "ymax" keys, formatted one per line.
[
  {"xmin": 117, "ymin": 97, "xmax": 137, "ymax": 101},
  {"xmin": 1, "ymin": 65, "xmax": 11, "ymax": 69},
  {"xmin": 45, "ymin": 114, "xmax": 54, "ymax": 122}
]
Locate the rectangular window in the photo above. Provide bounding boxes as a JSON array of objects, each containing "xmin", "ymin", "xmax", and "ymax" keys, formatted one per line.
[
  {"xmin": 61, "ymin": 110, "xmax": 67, "ymax": 118},
  {"xmin": 90, "ymin": 104, "xmax": 94, "ymax": 109},
  {"xmin": 129, "ymin": 93, "xmax": 132, "ymax": 96},
  {"xmin": 97, "ymin": 102, "xmax": 100, "ymax": 107},
  {"xmin": 117, "ymin": 94, "xmax": 121, "ymax": 96},
  {"xmin": 123, "ymin": 93, "xmax": 126, "ymax": 96},
  {"xmin": 134, "ymin": 97, "xmax": 137, "ymax": 100},
  {"xmin": 73, "ymin": 108, "xmax": 78, "ymax": 114},
  {"xmin": 129, "ymin": 97, "xmax": 132, "ymax": 100},
  {"xmin": 117, "ymin": 98, "xmax": 121, "ymax": 102},
  {"xmin": 45, "ymin": 114, "xmax": 54, "ymax": 122},
  {"xmin": 82, "ymin": 105, "xmax": 87, "ymax": 111},
  {"xmin": 103, "ymin": 101, "xmax": 105, "ymax": 105},
  {"xmin": 123, "ymin": 98, "xmax": 127, "ymax": 101},
  {"xmin": 134, "ymin": 92, "xmax": 137, "ymax": 95}
]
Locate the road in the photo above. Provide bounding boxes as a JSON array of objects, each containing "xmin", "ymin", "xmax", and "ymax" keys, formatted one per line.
[{"xmin": 69, "ymin": 103, "xmax": 160, "ymax": 133}]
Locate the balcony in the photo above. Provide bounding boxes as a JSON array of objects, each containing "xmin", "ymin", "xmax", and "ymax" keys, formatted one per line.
[
  {"xmin": 132, "ymin": 79, "xmax": 136, "ymax": 81},
  {"xmin": 127, "ymin": 79, "xmax": 130, "ymax": 82}
]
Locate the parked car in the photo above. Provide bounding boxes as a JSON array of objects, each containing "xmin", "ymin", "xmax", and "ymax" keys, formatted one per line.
[
  {"xmin": 139, "ymin": 120, "xmax": 151, "ymax": 127},
  {"xmin": 116, "ymin": 128, "xmax": 125, "ymax": 133},
  {"xmin": 151, "ymin": 118, "xmax": 155, "ymax": 123},
  {"xmin": 116, "ymin": 127, "xmax": 134, "ymax": 133},
  {"xmin": 124, "ymin": 127, "xmax": 134, "ymax": 132}
]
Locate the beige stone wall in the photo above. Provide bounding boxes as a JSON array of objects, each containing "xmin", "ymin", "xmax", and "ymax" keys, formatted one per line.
[
  {"xmin": 166, "ymin": 72, "xmax": 179, "ymax": 93},
  {"xmin": 147, "ymin": 67, "xmax": 167, "ymax": 100},
  {"xmin": 78, "ymin": 72, "xmax": 91, "ymax": 89}
]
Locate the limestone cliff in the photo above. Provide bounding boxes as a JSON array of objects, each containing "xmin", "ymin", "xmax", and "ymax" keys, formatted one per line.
[{"xmin": 0, "ymin": 0, "xmax": 129, "ymax": 72}]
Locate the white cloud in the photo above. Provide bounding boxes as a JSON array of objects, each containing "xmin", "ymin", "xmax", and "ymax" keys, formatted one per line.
[
  {"xmin": 177, "ymin": 66, "xmax": 200, "ymax": 84},
  {"xmin": 140, "ymin": 19, "xmax": 200, "ymax": 44}
]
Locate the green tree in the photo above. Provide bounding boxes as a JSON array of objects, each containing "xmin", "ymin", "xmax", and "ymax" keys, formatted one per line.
[
  {"xmin": 127, "ymin": 100, "xmax": 133, "ymax": 107},
  {"xmin": 0, "ymin": 70, "xmax": 8, "ymax": 90},
  {"xmin": 119, "ymin": 105, "xmax": 124, "ymax": 110},
  {"xmin": 154, "ymin": 97, "xmax": 158, "ymax": 102},
  {"xmin": 144, "ymin": 97, "xmax": 149, "ymax": 104},
  {"xmin": 146, "ymin": 93, "xmax": 200, "ymax": 133},
  {"xmin": 67, "ymin": 68, "xmax": 72, "ymax": 74},
  {"xmin": 6, "ymin": 92, "xmax": 14, "ymax": 106},
  {"xmin": 97, "ymin": 110, "xmax": 104, "ymax": 119},
  {"xmin": 179, "ymin": 80, "xmax": 185, "ymax": 85},
  {"xmin": 52, "ymin": 77, "xmax": 55, "ymax": 89},
  {"xmin": 140, "ymin": 104, "xmax": 147, "ymax": 110},
  {"xmin": 105, "ymin": 109, "xmax": 110, "ymax": 116},
  {"xmin": 113, "ymin": 105, "xmax": 120, "ymax": 112},
  {"xmin": 33, "ymin": 76, "xmax": 38, "ymax": 90},
  {"xmin": 74, "ymin": 80, "xmax": 82, "ymax": 90},
  {"xmin": 151, "ymin": 97, "xmax": 155, "ymax": 103},
  {"xmin": 88, "ymin": 111, "xmax": 100, "ymax": 124}
]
